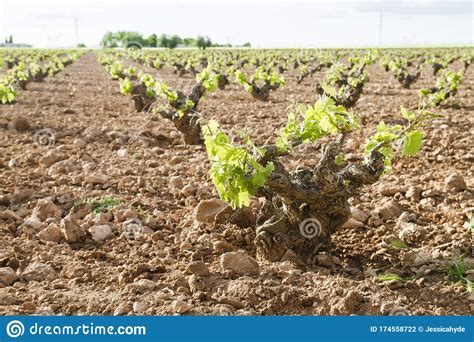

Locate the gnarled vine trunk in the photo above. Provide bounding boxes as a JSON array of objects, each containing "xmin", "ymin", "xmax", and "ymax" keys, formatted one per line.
[{"xmin": 254, "ymin": 136, "xmax": 385, "ymax": 261}]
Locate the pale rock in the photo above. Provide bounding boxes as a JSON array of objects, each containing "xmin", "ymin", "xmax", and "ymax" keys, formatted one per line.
[
  {"xmin": 350, "ymin": 207, "xmax": 369, "ymax": 223},
  {"xmin": 61, "ymin": 214, "xmax": 84, "ymax": 242},
  {"xmin": 378, "ymin": 184, "xmax": 407, "ymax": 196},
  {"xmin": 342, "ymin": 217, "xmax": 364, "ymax": 229},
  {"xmin": 397, "ymin": 212, "xmax": 413, "ymax": 225},
  {"xmin": 82, "ymin": 161, "xmax": 97, "ymax": 172},
  {"xmin": 413, "ymin": 250, "xmax": 433, "ymax": 266},
  {"xmin": 38, "ymin": 150, "xmax": 64, "ymax": 168},
  {"xmin": 121, "ymin": 218, "xmax": 153, "ymax": 239},
  {"xmin": 376, "ymin": 200, "xmax": 403, "ymax": 220},
  {"xmin": 0, "ymin": 293, "xmax": 21, "ymax": 305},
  {"xmin": 422, "ymin": 189, "xmax": 441, "ymax": 198},
  {"xmin": 211, "ymin": 304, "xmax": 235, "ymax": 316},
  {"xmin": 315, "ymin": 253, "xmax": 340, "ymax": 268},
  {"xmin": 170, "ymin": 176, "xmax": 184, "ymax": 189},
  {"xmin": 85, "ymin": 172, "xmax": 109, "ymax": 184},
  {"xmin": 171, "ymin": 299, "xmax": 191, "ymax": 314},
  {"xmin": 127, "ymin": 279, "xmax": 157, "ymax": 292},
  {"xmin": 398, "ymin": 222, "xmax": 423, "ymax": 239},
  {"xmin": 113, "ymin": 303, "xmax": 132, "ymax": 316},
  {"xmin": 181, "ymin": 184, "xmax": 196, "ymax": 197},
  {"xmin": 185, "ymin": 261, "xmax": 210, "ymax": 276},
  {"xmin": 32, "ymin": 198, "xmax": 61, "ymax": 221},
  {"xmin": 0, "ymin": 267, "xmax": 18, "ymax": 286},
  {"xmin": 405, "ymin": 186, "xmax": 422, "ymax": 202},
  {"xmin": 21, "ymin": 216, "xmax": 43, "ymax": 231},
  {"xmin": 133, "ymin": 301, "xmax": 147, "ymax": 314},
  {"xmin": 37, "ymin": 223, "xmax": 62, "ymax": 242},
  {"xmin": 0, "ymin": 209, "xmax": 22, "ymax": 221},
  {"xmin": 195, "ymin": 198, "xmax": 227, "ymax": 223},
  {"xmin": 220, "ymin": 250, "xmax": 260, "ymax": 276},
  {"xmin": 88, "ymin": 224, "xmax": 112, "ymax": 242},
  {"xmin": 117, "ymin": 148, "xmax": 128, "ymax": 158},
  {"xmin": 445, "ymin": 172, "xmax": 467, "ymax": 192},
  {"xmin": 23, "ymin": 262, "xmax": 57, "ymax": 281},
  {"xmin": 48, "ymin": 159, "xmax": 79, "ymax": 176}
]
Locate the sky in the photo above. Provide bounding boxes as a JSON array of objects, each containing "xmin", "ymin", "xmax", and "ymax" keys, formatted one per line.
[{"xmin": 0, "ymin": 0, "xmax": 472, "ymax": 48}]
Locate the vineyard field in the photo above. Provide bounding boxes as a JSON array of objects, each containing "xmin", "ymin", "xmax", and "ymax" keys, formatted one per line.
[{"xmin": 0, "ymin": 48, "xmax": 472, "ymax": 316}]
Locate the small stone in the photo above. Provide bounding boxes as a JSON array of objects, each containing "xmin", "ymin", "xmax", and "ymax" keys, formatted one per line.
[
  {"xmin": 48, "ymin": 159, "xmax": 79, "ymax": 176},
  {"xmin": 85, "ymin": 172, "xmax": 109, "ymax": 184},
  {"xmin": 220, "ymin": 250, "xmax": 260, "ymax": 277},
  {"xmin": 133, "ymin": 301, "xmax": 147, "ymax": 314},
  {"xmin": 22, "ymin": 302, "xmax": 37, "ymax": 312},
  {"xmin": 211, "ymin": 304, "xmax": 235, "ymax": 315},
  {"xmin": 181, "ymin": 184, "xmax": 196, "ymax": 197},
  {"xmin": 342, "ymin": 218, "xmax": 364, "ymax": 229},
  {"xmin": 398, "ymin": 222, "xmax": 423, "ymax": 239},
  {"xmin": 378, "ymin": 184, "xmax": 406, "ymax": 196},
  {"xmin": 20, "ymin": 216, "xmax": 43, "ymax": 231},
  {"xmin": 61, "ymin": 214, "xmax": 84, "ymax": 242},
  {"xmin": 171, "ymin": 299, "xmax": 191, "ymax": 314},
  {"xmin": 350, "ymin": 207, "xmax": 369, "ymax": 223},
  {"xmin": 0, "ymin": 293, "xmax": 21, "ymax": 305},
  {"xmin": 114, "ymin": 303, "xmax": 132, "ymax": 316},
  {"xmin": 186, "ymin": 261, "xmax": 210, "ymax": 276},
  {"xmin": 88, "ymin": 224, "xmax": 112, "ymax": 242},
  {"xmin": 32, "ymin": 198, "xmax": 61, "ymax": 221},
  {"xmin": 0, "ymin": 209, "xmax": 22, "ymax": 221},
  {"xmin": 315, "ymin": 253, "xmax": 337, "ymax": 268},
  {"xmin": 195, "ymin": 198, "xmax": 227, "ymax": 223},
  {"xmin": 376, "ymin": 200, "xmax": 403, "ymax": 221},
  {"xmin": 117, "ymin": 148, "xmax": 128, "ymax": 158},
  {"xmin": 37, "ymin": 224, "xmax": 62, "ymax": 242},
  {"xmin": 127, "ymin": 279, "xmax": 157, "ymax": 292},
  {"xmin": 38, "ymin": 150, "xmax": 64, "ymax": 168},
  {"xmin": 213, "ymin": 241, "xmax": 234, "ymax": 253},
  {"xmin": 422, "ymin": 189, "xmax": 441, "ymax": 198},
  {"xmin": 170, "ymin": 176, "xmax": 184, "ymax": 189},
  {"xmin": 23, "ymin": 262, "xmax": 57, "ymax": 282},
  {"xmin": 413, "ymin": 249, "xmax": 433, "ymax": 266},
  {"xmin": 405, "ymin": 186, "xmax": 422, "ymax": 202},
  {"xmin": 445, "ymin": 172, "xmax": 467, "ymax": 192},
  {"xmin": 0, "ymin": 267, "xmax": 18, "ymax": 286}
]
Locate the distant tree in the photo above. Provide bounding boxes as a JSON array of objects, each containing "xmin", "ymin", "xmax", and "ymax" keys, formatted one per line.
[
  {"xmin": 182, "ymin": 37, "xmax": 195, "ymax": 47},
  {"xmin": 77, "ymin": 43, "xmax": 86, "ymax": 48},
  {"xmin": 169, "ymin": 35, "xmax": 182, "ymax": 48},
  {"xmin": 196, "ymin": 35, "xmax": 212, "ymax": 49},
  {"xmin": 159, "ymin": 34, "xmax": 181, "ymax": 49},
  {"xmin": 147, "ymin": 34, "xmax": 158, "ymax": 47},
  {"xmin": 243, "ymin": 42, "xmax": 251, "ymax": 47},
  {"xmin": 100, "ymin": 31, "xmax": 147, "ymax": 48},
  {"xmin": 101, "ymin": 32, "xmax": 117, "ymax": 48}
]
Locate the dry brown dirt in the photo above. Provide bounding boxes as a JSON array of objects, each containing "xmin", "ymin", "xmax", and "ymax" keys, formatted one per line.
[{"xmin": 0, "ymin": 52, "xmax": 472, "ymax": 316}]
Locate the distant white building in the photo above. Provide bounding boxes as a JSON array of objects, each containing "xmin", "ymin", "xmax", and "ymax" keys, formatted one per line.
[{"xmin": 0, "ymin": 43, "xmax": 32, "ymax": 48}]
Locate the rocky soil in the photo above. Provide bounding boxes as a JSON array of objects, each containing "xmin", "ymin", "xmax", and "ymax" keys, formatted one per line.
[{"xmin": 0, "ymin": 52, "xmax": 472, "ymax": 316}]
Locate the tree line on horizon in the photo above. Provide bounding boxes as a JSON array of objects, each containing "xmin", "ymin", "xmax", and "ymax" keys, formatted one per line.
[{"xmin": 100, "ymin": 31, "xmax": 251, "ymax": 49}]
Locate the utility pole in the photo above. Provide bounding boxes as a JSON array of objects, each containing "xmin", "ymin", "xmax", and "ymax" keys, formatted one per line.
[
  {"xmin": 74, "ymin": 17, "xmax": 78, "ymax": 46},
  {"xmin": 378, "ymin": 11, "xmax": 383, "ymax": 47}
]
